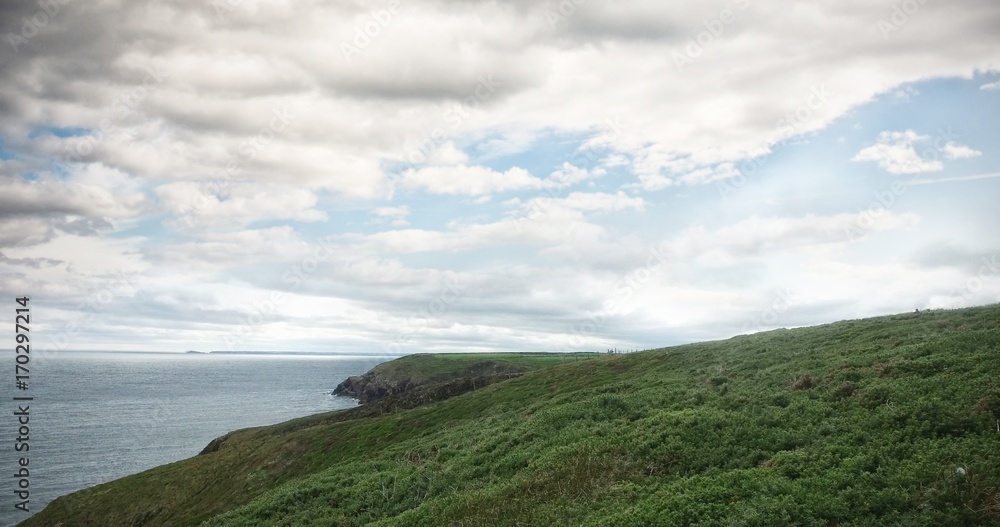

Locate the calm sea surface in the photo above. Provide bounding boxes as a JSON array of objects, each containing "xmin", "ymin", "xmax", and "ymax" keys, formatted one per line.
[{"xmin": 0, "ymin": 351, "xmax": 395, "ymax": 527}]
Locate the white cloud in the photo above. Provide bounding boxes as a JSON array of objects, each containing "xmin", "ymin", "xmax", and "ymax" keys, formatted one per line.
[
  {"xmin": 980, "ymin": 81, "xmax": 1000, "ymax": 91},
  {"xmin": 852, "ymin": 130, "xmax": 943, "ymax": 174},
  {"xmin": 907, "ymin": 171, "xmax": 1000, "ymax": 186},
  {"xmin": 371, "ymin": 206, "xmax": 411, "ymax": 227},
  {"xmin": 0, "ymin": 176, "xmax": 147, "ymax": 220},
  {"xmin": 942, "ymin": 142, "xmax": 982, "ymax": 159},
  {"xmin": 0, "ymin": 218, "xmax": 59, "ymax": 247},
  {"xmin": 625, "ymin": 145, "xmax": 746, "ymax": 190},
  {"xmin": 853, "ymin": 131, "xmax": 983, "ymax": 174},
  {"xmin": 674, "ymin": 212, "xmax": 921, "ymax": 262},
  {"xmin": 473, "ymin": 129, "xmax": 540, "ymax": 160},
  {"xmin": 523, "ymin": 191, "xmax": 646, "ymax": 216},
  {"xmin": 675, "ymin": 162, "xmax": 740, "ymax": 186},
  {"xmin": 547, "ymin": 162, "xmax": 606, "ymax": 187},
  {"xmin": 400, "ymin": 165, "xmax": 545, "ymax": 195},
  {"xmin": 145, "ymin": 227, "xmax": 306, "ymax": 267},
  {"xmin": 363, "ymin": 192, "xmax": 645, "ymax": 254},
  {"xmin": 155, "ymin": 182, "xmax": 326, "ymax": 229},
  {"xmin": 425, "ymin": 142, "xmax": 470, "ymax": 166},
  {"xmin": 890, "ymin": 86, "xmax": 919, "ymax": 101}
]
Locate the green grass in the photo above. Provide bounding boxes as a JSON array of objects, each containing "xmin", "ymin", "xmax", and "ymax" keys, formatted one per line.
[
  {"xmin": 360, "ymin": 352, "xmax": 598, "ymax": 385},
  {"xmin": 22, "ymin": 305, "xmax": 1000, "ymax": 526}
]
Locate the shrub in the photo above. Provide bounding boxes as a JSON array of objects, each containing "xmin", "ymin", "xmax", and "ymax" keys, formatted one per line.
[
  {"xmin": 833, "ymin": 381, "xmax": 856, "ymax": 400},
  {"xmin": 791, "ymin": 374, "xmax": 818, "ymax": 390}
]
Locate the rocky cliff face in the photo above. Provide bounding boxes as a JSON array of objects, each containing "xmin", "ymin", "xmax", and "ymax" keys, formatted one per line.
[
  {"xmin": 332, "ymin": 369, "xmax": 416, "ymax": 403},
  {"xmin": 332, "ymin": 360, "xmax": 529, "ymax": 404}
]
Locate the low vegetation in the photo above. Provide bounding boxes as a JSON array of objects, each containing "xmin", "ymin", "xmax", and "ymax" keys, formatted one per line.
[
  {"xmin": 332, "ymin": 352, "xmax": 597, "ymax": 403},
  {"xmin": 22, "ymin": 305, "xmax": 1000, "ymax": 526}
]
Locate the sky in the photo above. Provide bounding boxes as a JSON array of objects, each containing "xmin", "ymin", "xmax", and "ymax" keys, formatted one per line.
[{"xmin": 0, "ymin": 0, "xmax": 998, "ymax": 354}]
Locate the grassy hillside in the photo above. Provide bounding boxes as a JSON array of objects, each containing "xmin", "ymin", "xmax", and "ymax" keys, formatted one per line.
[
  {"xmin": 23, "ymin": 305, "xmax": 1000, "ymax": 526},
  {"xmin": 362, "ymin": 352, "xmax": 599, "ymax": 385},
  {"xmin": 331, "ymin": 352, "xmax": 600, "ymax": 404}
]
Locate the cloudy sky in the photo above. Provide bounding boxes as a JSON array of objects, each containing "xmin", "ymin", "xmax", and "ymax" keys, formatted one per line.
[{"xmin": 1, "ymin": 0, "xmax": 998, "ymax": 354}]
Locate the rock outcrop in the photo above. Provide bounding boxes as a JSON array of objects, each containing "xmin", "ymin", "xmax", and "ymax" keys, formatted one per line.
[{"xmin": 332, "ymin": 359, "xmax": 529, "ymax": 404}]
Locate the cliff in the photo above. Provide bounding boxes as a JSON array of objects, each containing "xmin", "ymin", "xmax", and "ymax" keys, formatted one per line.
[{"xmin": 332, "ymin": 356, "xmax": 534, "ymax": 403}]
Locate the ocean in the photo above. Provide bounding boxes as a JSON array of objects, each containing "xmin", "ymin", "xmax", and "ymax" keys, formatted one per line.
[{"xmin": 0, "ymin": 351, "xmax": 395, "ymax": 527}]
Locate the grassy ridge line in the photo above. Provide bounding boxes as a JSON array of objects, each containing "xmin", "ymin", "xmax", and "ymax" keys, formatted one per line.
[
  {"xmin": 332, "ymin": 352, "xmax": 601, "ymax": 403},
  {"xmin": 362, "ymin": 352, "xmax": 600, "ymax": 385},
  {"xmin": 23, "ymin": 305, "xmax": 1000, "ymax": 526}
]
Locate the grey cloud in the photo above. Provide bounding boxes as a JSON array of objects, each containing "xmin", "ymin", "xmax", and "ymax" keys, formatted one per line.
[
  {"xmin": 114, "ymin": 293, "xmax": 264, "ymax": 327},
  {"xmin": 0, "ymin": 175, "xmax": 140, "ymax": 247},
  {"xmin": 1, "ymin": 3, "xmax": 166, "ymax": 83},
  {"xmin": 0, "ymin": 178, "xmax": 145, "ymax": 219},
  {"xmin": 317, "ymin": 49, "xmax": 538, "ymax": 103},
  {"xmin": 0, "ymin": 251, "xmax": 62, "ymax": 268},
  {"xmin": 54, "ymin": 216, "xmax": 114, "ymax": 236},
  {"xmin": 327, "ymin": 72, "xmax": 508, "ymax": 102},
  {"xmin": 545, "ymin": 2, "xmax": 693, "ymax": 44},
  {"xmin": 0, "ymin": 217, "xmax": 56, "ymax": 247},
  {"xmin": 912, "ymin": 244, "xmax": 1000, "ymax": 273}
]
